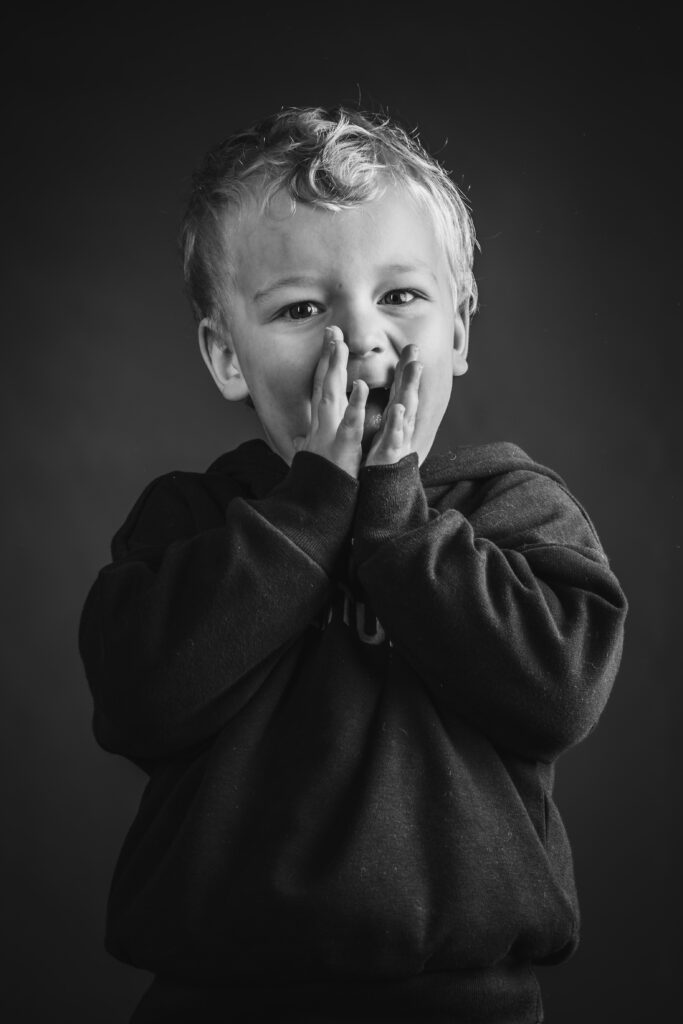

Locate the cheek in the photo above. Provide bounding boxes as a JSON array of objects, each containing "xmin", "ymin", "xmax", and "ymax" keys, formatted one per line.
[
  {"xmin": 421, "ymin": 363, "xmax": 452, "ymax": 415},
  {"xmin": 253, "ymin": 354, "xmax": 317, "ymax": 425},
  {"xmin": 275, "ymin": 358, "xmax": 315, "ymax": 401},
  {"xmin": 421, "ymin": 324, "xmax": 456, "ymax": 411}
]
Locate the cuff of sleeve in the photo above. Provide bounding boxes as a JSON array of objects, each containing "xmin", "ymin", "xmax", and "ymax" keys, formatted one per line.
[
  {"xmin": 249, "ymin": 451, "xmax": 358, "ymax": 575},
  {"xmin": 352, "ymin": 452, "xmax": 430, "ymax": 566}
]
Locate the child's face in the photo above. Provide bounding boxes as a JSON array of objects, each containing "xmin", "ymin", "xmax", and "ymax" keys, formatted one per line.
[{"xmin": 202, "ymin": 185, "xmax": 469, "ymax": 465}]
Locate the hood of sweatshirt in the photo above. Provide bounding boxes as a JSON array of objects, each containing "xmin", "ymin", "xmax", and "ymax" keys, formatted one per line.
[{"xmin": 207, "ymin": 437, "xmax": 567, "ymax": 496}]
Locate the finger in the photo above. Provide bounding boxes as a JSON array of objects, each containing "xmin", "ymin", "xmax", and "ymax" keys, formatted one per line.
[
  {"xmin": 384, "ymin": 401, "xmax": 406, "ymax": 451},
  {"xmin": 338, "ymin": 379, "xmax": 368, "ymax": 440},
  {"xmin": 367, "ymin": 402, "xmax": 405, "ymax": 465},
  {"xmin": 329, "ymin": 331, "xmax": 349, "ymax": 399},
  {"xmin": 388, "ymin": 355, "xmax": 402, "ymax": 408},
  {"xmin": 319, "ymin": 332, "xmax": 348, "ymax": 432},
  {"xmin": 311, "ymin": 341, "xmax": 332, "ymax": 434},
  {"xmin": 397, "ymin": 345, "xmax": 420, "ymax": 400},
  {"xmin": 400, "ymin": 360, "xmax": 422, "ymax": 430},
  {"xmin": 387, "ymin": 343, "xmax": 418, "ymax": 418},
  {"xmin": 320, "ymin": 328, "xmax": 343, "ymax": 403}
]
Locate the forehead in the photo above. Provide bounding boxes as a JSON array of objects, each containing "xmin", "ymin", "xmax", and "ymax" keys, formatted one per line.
[{"xmin": 228, "ymin": 187, "xmax": 448, "ymax": 292}]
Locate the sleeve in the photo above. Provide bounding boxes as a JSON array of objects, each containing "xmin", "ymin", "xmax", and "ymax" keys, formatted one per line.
[
  {"xmin": 351, "ymin": 454, "xmax": 627, "ymax": 763},
  {"xmin": 79, "ymin": 452, "xmax": 358, "ymax": 763}
]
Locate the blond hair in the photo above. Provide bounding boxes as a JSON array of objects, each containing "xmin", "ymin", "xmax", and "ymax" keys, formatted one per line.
[{"xmin": 180, "ymin": 106, "xmax": 478, "ymax": 329}]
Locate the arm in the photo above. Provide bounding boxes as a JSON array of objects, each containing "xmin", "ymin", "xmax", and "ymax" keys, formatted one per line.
[
  {"xmin": 80, "ymin": 330, "xmax": 368, "ymax": 764},
  {"xmin": 352, "ymin": 456, "xmax": 627, "ymax": 763},
  {"xmin": 79, "ymin": 453, "xmax": 358, "ymax": 763}
]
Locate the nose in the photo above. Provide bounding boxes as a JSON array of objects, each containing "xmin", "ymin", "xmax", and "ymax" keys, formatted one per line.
[{"xmin": 337, "ymin": 305, "xmax": 387, "ymax": 360}]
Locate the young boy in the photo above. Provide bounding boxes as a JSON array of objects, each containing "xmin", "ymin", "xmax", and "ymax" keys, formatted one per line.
[{"xmin": 79, "ymin": 107, "xmax": 627, "ymax": 1023}]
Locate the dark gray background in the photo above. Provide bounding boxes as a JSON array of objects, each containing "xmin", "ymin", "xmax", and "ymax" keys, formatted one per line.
[{"xmin": 2, "ymin": 10, "xmax": 680, "ymax": 1022}]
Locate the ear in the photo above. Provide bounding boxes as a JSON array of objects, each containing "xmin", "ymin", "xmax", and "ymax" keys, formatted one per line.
[
  {"xmin": 198, "ymin": 318, "xmax": 250, "ymax": 402},
  {"xmin": 452, "ymin": 301, "xmax": 470, "ymax": 377}
]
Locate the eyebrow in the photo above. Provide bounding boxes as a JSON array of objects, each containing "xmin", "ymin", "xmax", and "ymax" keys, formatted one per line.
[
  {"xmin": 252, "ymin": 263, "xmax": 438, "ymax": 302},
  {"xmin": 383, "ymin": 262, "xmax": 438, "ymax": 283},
  {"xmin": 253, "ymin": 276, "xmax": 323, "ymax": 302}
]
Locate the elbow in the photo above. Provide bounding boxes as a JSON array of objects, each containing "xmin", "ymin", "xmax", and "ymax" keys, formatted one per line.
[
  {"xmin": 86, "ymin": 629, "xmax": 216, "ymax": 761},
  {"xmin": 84, "ymin": 645, "xmax": 161, "ymax": 760},
  {"xmin": 80, "ymin": 594, "xmax": 174, "ymax": 760},
  {"xmin": 532, "ymin": 608, "xmax": 626, "ymax": 761},
  {"xmin": 529, "ymin": 699, "xmax": 603, "ymax": 763},
  {"xmin": 91, "ymin": 683, "xmax": 173, "ymax": 762}
]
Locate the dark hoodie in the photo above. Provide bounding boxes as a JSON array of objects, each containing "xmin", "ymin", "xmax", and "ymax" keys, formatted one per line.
[{"xmin": 79, "ymin": 439, "xmax": 626, "ymax": 1023}]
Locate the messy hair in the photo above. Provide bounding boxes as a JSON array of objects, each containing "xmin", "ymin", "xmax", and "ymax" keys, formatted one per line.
[{"xmin": 180, "ymin": 106, "xmax": 478, "ymax": 330}]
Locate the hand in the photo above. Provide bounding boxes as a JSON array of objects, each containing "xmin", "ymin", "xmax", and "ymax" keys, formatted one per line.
[
  {"xmin": 364, "ymin": 345, "xmax": 423, "ymax": 467},
  {"xmin": 293, "ymin": 326, "xmax": 369, "ymax": 478}
]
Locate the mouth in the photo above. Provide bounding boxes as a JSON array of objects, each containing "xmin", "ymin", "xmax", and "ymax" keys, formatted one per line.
[
  {"xmin": 362, "ymin": 385, "xmax": 391, "ymax": 411},
  {"xmin": 350, "ymin": 385, "xmax": 392, "ymax": 449}
]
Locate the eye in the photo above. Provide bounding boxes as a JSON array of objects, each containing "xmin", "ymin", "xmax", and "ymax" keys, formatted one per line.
[
  {"xmin": 279, "ymin": 301, "xmax": 322, "ymax": 321},
  {"xmin": 380, "ymin": 289, "xmax": 419, "ymax": 306}
]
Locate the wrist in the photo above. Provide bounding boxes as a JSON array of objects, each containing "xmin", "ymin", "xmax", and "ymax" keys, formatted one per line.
[
  {"xmin": 254, "ymin": 450, "xmax": 358, "ymax": 575},
  {"xmin": 352, "ymin": 453, "xmax": 430, "ymax": 566}
]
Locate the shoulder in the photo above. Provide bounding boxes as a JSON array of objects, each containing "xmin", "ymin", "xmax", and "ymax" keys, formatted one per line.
[
  {"xmin": 421, "ymin": 441, "xmax": 565, "ymax": 486},
  {"xmin": 422, "ymin": 442, "xmax": 608, "ymax": 561},
  {"xmin": 110, "ymin": 439, "xmax": 284, "ymax": 561},
  {"xmin": 109, "ymin": 472, "xmax": 223, "ymax": 561}
]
